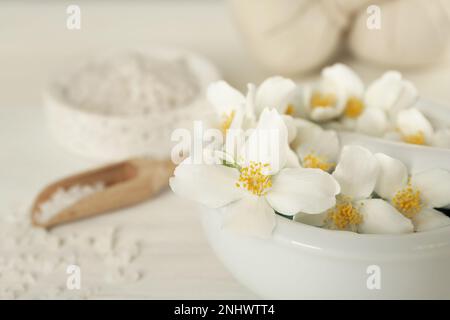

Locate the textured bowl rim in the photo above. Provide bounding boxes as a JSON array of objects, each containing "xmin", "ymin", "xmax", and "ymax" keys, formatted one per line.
[
  {"xmin": 204, "ymin": 209, "xmax": 450, "ymax": 259},
  {"xmin": 274, "ymin": 214, "xmax": 450, "ymax": 259}
]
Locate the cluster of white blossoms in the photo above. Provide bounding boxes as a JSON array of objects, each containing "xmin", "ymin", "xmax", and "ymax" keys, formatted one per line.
[
  {"xmin": 300, "ymin": 64, "xmax": 450, "ymax": 148},
  {"xmin": 169, "ymin": 70, "xmax": 450, "ymax": 237},
  {"xmin": 294, "ymin": 145, "xmax": 450, "ymax": 234}
]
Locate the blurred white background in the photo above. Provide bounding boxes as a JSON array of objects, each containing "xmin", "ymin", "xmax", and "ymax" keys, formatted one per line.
[
  {"xmin": 1, "ymin": 0, "xmax": 450, "ymax": 299},
  {"xmin": 2, "ymin": 0, "xmax": 450, "ymax": 109}
]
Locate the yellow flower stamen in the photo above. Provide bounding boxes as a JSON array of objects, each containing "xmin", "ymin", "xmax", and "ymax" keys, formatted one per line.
[
  {"xmin": 344, "ymin": 96, "xmax": 364, "ymax": 118},
  {"xmin": 236, "ymin": 161, "xmax": 272, "ymax": 196},
  {"xmin": 392, "ymin": 184, "xmax": 422, "ymax": 218},
  {"xmin": 402, "ymin": 131, "xmax": 426, "ymax": 145},
  {"xmin": 310, "ymin": 92, "xmax": 337, "ymax": 109},
  {"xmin": 303, "ymin": 153, "xmax": 334, "ymax": 171},
  {"xmin": 326, "ymin": 198, "xmax": 362, "ymax": 231},
  {"xmin": 221, "ymin": 110, "xmax": 235, "ymax": 134},
  {"xmin": 285, "ymin": 104, "xmax": 295, "ymax": 116}
]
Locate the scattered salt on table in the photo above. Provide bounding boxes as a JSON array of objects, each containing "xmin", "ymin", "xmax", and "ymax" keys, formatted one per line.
[{"xmin": 0, "ymin": 203, "xmax": 144, "ymax": 298}]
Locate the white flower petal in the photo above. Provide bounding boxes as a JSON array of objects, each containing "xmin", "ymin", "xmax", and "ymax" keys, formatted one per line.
[
  {"xmin": 201, "ymin": 146, "xmax": 228, "ymax": 166},
  {"xmin": 303, "ymin": 81, "xmax": 346, "ymax": 122},
  {"xmin": 321, "ymin": 120, "xmax": 347, "ymax": 131},
  {"xmin": 169, "ymin": 163, "xmax": 243, "ymax": 208},
  {"xmin": 295, "ymin": 125, "xmax": 340, "ymax": 162},
  {"xmin": 242, "ymin": 108, "xmax": 288, "ymax": 173},
  {"xmin": 224, "ymin": 127, "xmax": 246, "ymax": 161},
  {"xmin": 412, "ymin": 208, "xmax": 450, "ymax": 232},
  {"xmin": 356, "ymin": 108, "xmax": 388, "ymax": 137},
  {"xmin": 432, "ymin": 129, "xmax": 450, "ymax": 149},
  {"xmin": 266, "ymin": 168, "xmax": 340, "ymax": 215},
  {"xmin": 243, "ymin": 83, "xmax": 257, "ymax": 126},
  {"xmin": 388, "ymin": 80, "xmax": 418, "ymax": 117},
  {"xmin": 396, "ymin": 108, "xmax": 434, "ymax": 141},
  {"xmin": 207, "ymin": 81, "xmax": 245, "ymax": 116},
  {"xmin": 332, "ymin": 146, "xmax": 379, "ymax": 200},
  {"xmin": 287, "ymin": 86, "xmax": 306, "ymax": 118},
  {"xmin": 255, "ymin": 76, "xmax": 297, "ymax": 115},
  {"xmin": 364, "ymin": 71, "xmax": 404, "ymax": 111},
  {"xmin": 282, "ymin": 115, "xmax": 297, "ymax": 143},
  {"xmin": 223, "ymin": 195, "xmax": 276, "ymax": 238},
  {"xmin": 285, "ymin": 147, "xmax": 301, "ymax": 168},
  {"xmin": 356, "ymin": 199, "xmax": 414, "ymax": 234},
  {"xmin": 293, "ymin": 212, "xmax": 327, "ymax": 227},
  {"xmin": 228, "ymin": 108, "xmax": 245, "ymax": 131},
  {"xmin": 302, "ymin": 84, "xmax": 313, "ymax": 110},
  {"xmin": 309, "ymin": 106, "xmax": 343, "ymax": 122},
  {"xmin": 322, "ymin": 63, "xmax": 364, "ymax": 97},
  {"xmin": 374, "ymin": 153, "xmax": 408, "ymax": 200},
  {"xmin": 291, "ymin": 118, "xmax": 320, "ymax": 150},
  {"xmin": 410, "ymin": 169, "xmax": 450, "ymax": 208},
  {"xmin": 339, "ymin": 117, "xmax": 357, "ymax": 131}
]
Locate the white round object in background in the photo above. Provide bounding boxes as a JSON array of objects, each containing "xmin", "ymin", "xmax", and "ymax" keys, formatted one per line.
[
  {"xmin": 44, "ymin": 47, "xmax": 221, "ymax": 162},
  {"xmin": 348, "ymin": 0, "xmax": 450, "ymax": 68}
]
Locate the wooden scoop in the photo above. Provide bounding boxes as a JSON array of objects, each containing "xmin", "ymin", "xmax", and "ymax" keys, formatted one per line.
[{"xmin": 31, "ymin": 158, "xmax": 176, "ymax": 229}]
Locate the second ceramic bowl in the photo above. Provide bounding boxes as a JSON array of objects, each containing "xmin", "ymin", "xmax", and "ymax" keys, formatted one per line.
[
  {"xmin": 203, "ymin": 131, "xmax": 450, "ymax": 299},
  {"xmin": 203, "ymin": 211, "xmax": 450, "ymax": 299}
]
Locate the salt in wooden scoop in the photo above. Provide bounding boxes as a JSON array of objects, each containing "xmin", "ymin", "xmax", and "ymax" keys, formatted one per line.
[{"xmin": 31, "ymin": 158, "xmax": 175, "ymax": 229}]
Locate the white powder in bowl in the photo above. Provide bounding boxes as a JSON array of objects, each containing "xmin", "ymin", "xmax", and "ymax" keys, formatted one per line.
[
  {"xmin": 58, "ymin": 52, "xmax": 200, "ymax": 116},
  {"xmin": 36, "ymin": 182, "xmax": 105, "ymax": 224},
  {"xmin": 45, "ymin": 48, "xmax": 220, "ymax": 161}
]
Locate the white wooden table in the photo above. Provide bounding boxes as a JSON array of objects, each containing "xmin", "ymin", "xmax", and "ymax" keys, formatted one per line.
[{"xmin": 0, "ymin": 0, "xmax": 449, "ymax": 299}]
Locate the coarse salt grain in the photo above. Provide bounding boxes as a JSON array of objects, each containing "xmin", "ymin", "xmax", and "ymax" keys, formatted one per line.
[
  {"xmin": 0, "ymin": 204, "xmax": 143, "ymax": 299},
  {"xmin": 36, "ymin": 182, "xmax": 105, "ymax": 223}
]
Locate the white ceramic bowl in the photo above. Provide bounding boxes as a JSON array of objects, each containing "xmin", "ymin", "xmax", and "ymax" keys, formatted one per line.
[
  {"xmin": 203, "ymin": 211, "xmax": 450, "ymax": 299},
  {"xmin": 44, "ymin": 47, "xmax": 220, "ymax": 162},
  {"xmin": 202, "ymin": 132, "xmax": 450, "ymax": 299}
]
